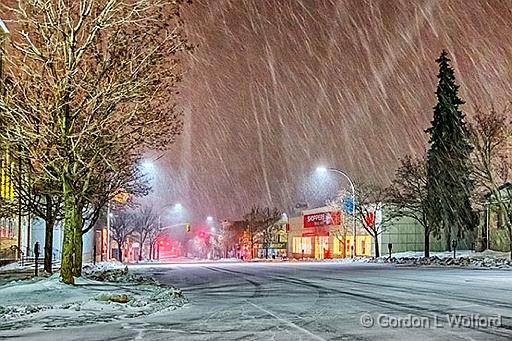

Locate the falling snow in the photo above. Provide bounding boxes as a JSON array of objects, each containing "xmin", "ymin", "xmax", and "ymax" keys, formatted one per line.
[{"xmin": 144, "ymin": 0, "xmax": 512, "ymax": 221}]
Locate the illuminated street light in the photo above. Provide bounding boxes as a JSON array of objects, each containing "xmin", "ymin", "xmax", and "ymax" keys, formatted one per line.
[
  {"xmin": 206, "ymin": 216, "xmax": 213, "ymax": 223},
  {"xmin": 315, "ymin": 166, "xmax": 357, "ymax": 257},
  {"xmin": 140, "ymin": 161, "xmax": 155, "ymax": 173},
  {"xmin": 174, "ymin": 203, "xmax": 183, "ymax": 210}
]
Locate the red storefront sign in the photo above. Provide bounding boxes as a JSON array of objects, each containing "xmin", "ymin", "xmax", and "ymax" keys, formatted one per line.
[{"xmin": 303, "ymin": 211, "xmax": 341, "ymax": 228}]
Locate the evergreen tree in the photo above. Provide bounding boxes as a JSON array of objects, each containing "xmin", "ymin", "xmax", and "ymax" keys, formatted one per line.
[{"xmin": 426, "ymin": 50, "xmax": 476, "ymax": 251}]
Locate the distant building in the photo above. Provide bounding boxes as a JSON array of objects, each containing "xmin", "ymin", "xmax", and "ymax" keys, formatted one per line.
[
  {"xmin": 477, "ymin": 182, "xmax": 512, "ymax": 253},
  {"xmin": 254, "ymin": 217, "xmax": 288, "ymax": 259},
  {"xmin": 286, "ymin": 204, "xmax": 467, "ymax": 259},
  {"xmin": 0, "ymin": 18, "xmax": 18, "ymax": 264},
  {"xmin": 287, "ymin": 206, "xmax": 372, "ymax": 259}
]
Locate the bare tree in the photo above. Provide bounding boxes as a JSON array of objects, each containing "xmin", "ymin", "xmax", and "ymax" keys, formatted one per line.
[
  {"xmin": 388, "ymin": 155, "xmax": 433, "ymax": 257},
  {"xmin": 354, "ymin": 182, "xmax": 395, "ymax": 257},
  {"xmin": 110, "ymin": 209, "xmax": 135, "ymax": 262},
  {"xmin": 146, "ymin": 217, "xmax": 163, "ymax": 261},
  {"xmin": 7, "ymin": 158, "xmax": 64, "ymax": 273},
  {"xmin": 327, "ymin": 192, "xmax": 357, "ymax": 258},
  {"xmin": 0, "ymin": 1, "xmax": 190, "ymax": 283},
  {"xmin": 133, "ymin": 205, "xmax": 157, "ymax": 261},
  {"xmin": 469, "ymin": 106, "xmax": 512, "ymax": 257},
  {"xmin": 213, "ymin": 220, "xmax": 241, "ymax": 259},
  {"xmin": 260, "ymin": 221, "xmax": 282, "ymax": 259},
  {"xmin": 243, "ymin": 206, "xmax": 281, "ymax": 259}
]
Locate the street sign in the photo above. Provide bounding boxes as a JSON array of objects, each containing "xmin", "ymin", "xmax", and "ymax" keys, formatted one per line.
[{"xmin": 343, "ymin": 196, "xmax": 355, "ymax": 213}]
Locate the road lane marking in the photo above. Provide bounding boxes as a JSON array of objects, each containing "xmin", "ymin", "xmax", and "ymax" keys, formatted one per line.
[{"xmin": 247, "ymin": 301, "xmax": 328, "ymax": 341}]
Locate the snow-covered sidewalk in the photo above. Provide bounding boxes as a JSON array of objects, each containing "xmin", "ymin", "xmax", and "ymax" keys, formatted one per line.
[
  {"xmin": 0, "ymin": 263, "xmax": 187, "ymax": 331},
  {"xmin": 321, "ymin": 249, "xmax": 512, "ymax": 269}
]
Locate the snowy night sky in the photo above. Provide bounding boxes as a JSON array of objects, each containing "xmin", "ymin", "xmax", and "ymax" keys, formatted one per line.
[{"xmin": 144, "ymin": 0, "xmax": 512, "ymax": 223}]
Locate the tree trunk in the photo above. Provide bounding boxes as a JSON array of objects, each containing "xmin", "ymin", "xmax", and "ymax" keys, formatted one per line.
[
  {"xmin": 44, "ymin": 208, "xmax": 55, "ymax": 273},
  {"xmin": 149, "ymin": 243, "xmax": 153, "ymax": 260},
  {"xmin": 250, "ymin": 237, "xmax": 254, "ymax": 259},
  {"xmin": 61, "ymin": 178, "xmax": 80, "ymax": 285},
  {"xmin": 118, "ymin": 245, "xmax": 123, "ymax": 262},
  {"xmin": 374, "ymin": 234, "xmax": 380, "ymax": 258},
  {"xmin": 73, "ymin": 222, "xmax": 83, "ymax": 277},
  {"xmin": 445, "ymin": 221, "xmax": 452, "ymax": 252},
  {"xmin": 424, "ymin": 227, "xmax": 430, "ymax": 258},
  {"xmin": 139, "ymin": 236, "xmax": 145, "ymax": 261}
]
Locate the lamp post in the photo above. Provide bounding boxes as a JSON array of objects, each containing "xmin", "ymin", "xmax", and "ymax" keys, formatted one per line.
[
  {"xmin": 0, "ymin": 19, "xmax": 8, "ymax": 79},
  {"xmin": 316, "ymin": 167, "xmax": 357, "ymax": 257},
  {"xmin": 0, "ymin": 19, "xmax": 8, "ymax": 84}
]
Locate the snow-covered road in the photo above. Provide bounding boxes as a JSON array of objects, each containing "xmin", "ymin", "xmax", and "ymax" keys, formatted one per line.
[{"xmin": 1, "ymin": 262, "xmax": 511, "ymax": 340}]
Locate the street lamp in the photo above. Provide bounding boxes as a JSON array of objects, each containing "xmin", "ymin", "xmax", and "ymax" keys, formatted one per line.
[
  {"xmin": 158, "ymin": 202, "xmax": 185, "ymax": 225},
  {"xmin": 140, "ymin": 161, "xmax": 155, "ymax": 176},
  {"xmin": 0, "ymin": 19, "xmax": 8, "ymax": 34},
  {"xmin": 316, "ymin": 166, "xmax": 357, "ymax": 257},
  {"xmin": 206, "ymin": 216, "xmax": 213, "ymax": 223},
  {"xmin": 0, "ymin": 19, "xmax": 8, "ymax": 83}
]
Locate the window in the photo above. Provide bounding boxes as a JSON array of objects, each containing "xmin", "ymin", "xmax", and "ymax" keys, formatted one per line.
[
  {"xmin": 293, "ymin": 237, "xmax": 312, "ymax": 254},
  {"xmin": 338, "ymin": 239, "xmax": 344, "ymax": 252},
  {"xmin": 361, "ymin": 240, "xmax": 366, "ymax": 254}
]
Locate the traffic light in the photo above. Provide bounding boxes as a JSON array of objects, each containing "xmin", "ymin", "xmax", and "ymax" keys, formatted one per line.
[{"xmin": 185, "ymin": 223, "xmax": 191, "ymax": 232}]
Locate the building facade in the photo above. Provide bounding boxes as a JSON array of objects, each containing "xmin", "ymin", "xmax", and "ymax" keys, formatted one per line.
[
  {"xmin": 379, "ymin": 215, "xmax": 445, "ymax": 254},
  {"xmin": 287, "ymin": 206, "xmax": 373, "ymax": 259},
  {"xmin": 254, "ymin": 226, "xmax": 288, "ymax": 259},
  {"xmin": 0, "ymin": 22, "xmax": 18, "ymax": 263},
  {"xmin": 476, "ymin": 183, "xmax": 511, "ymax": 253},
  {"xmin": 286, "ymin": 205, "xmax": 455, "ymax": 259}
]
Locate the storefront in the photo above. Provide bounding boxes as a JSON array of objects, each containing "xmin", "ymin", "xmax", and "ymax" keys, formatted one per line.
[
  {"xmin": 256, "ymin": 242, "xmax": 288, "ymax": 258},
  {"xmin": 288, "ymin": 207, "xmax": 373, "ymax": 259}
]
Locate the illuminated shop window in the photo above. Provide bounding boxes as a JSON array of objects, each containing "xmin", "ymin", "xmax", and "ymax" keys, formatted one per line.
[{"xmin": 292, "ymin": 237, "xmax": 312, "ymax": 254}]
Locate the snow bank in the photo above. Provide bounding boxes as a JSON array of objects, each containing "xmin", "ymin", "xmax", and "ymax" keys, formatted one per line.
[
  {"xmin": 82, "ymin": 260, "xmax": 127, "ymax": 273},
  {"xmin": 372, "ymin": 255, "xmax": 512, "ymax": 269},
  {"xmin": 389, "ymin": 249, "xmax": 510, "ymax": 259},
  {"xmin": 359, "ymin": 250, "xmax": 512, "ymax": 269},
  {"xmin": 0, "ymin": 262, "xmax": 23, "ymax": 272},
  {"xmin": 0, "ymin": 265, "xmax": 187, "ymax": 331}
]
